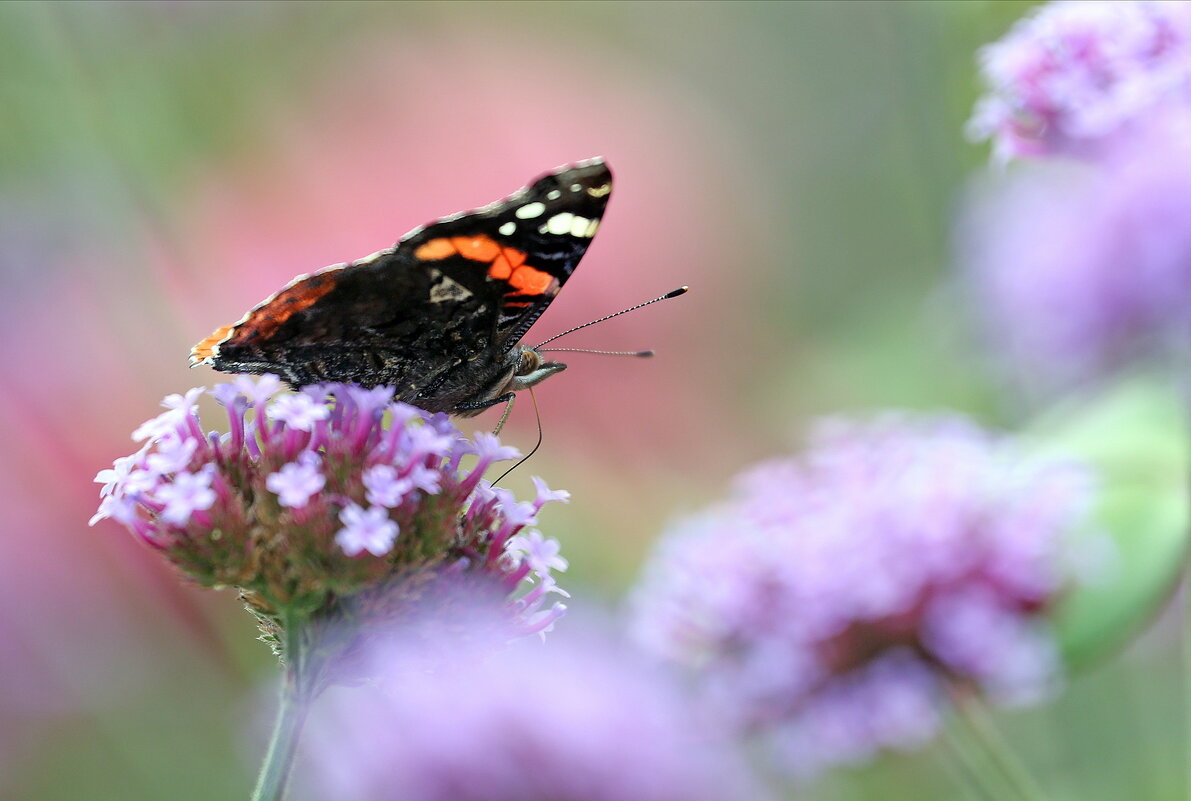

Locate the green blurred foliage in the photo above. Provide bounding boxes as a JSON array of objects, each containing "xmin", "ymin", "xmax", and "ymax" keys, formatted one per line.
[{"xmin": 1029, "ymin": 375, "xmax": 1189, "ymax": 670}]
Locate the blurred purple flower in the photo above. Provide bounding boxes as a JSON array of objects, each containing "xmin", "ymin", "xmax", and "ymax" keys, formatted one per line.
[
  {"xmin": 629, "ymin": 414, "xmax": 1098, "ymax": 777},
  {"xmin": 91, "ymin": 376, "xmax": 569, "ymax": 648},
  {"xmin": 969, "ymin": 0, "xmax": 1191, "ymax": 162},
  {"xmin": 961, "ymin": 116, "xmax": 1191, "ymax": 390},
  {"xmin": 297, "ymin": 627, "xmax": 771, "ymax": 801}
]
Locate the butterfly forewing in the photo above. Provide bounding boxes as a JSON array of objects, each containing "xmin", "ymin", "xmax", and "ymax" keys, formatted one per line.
[{"xmin": 190, "ymin": 158, "xmax": 612, "ymax": 413}]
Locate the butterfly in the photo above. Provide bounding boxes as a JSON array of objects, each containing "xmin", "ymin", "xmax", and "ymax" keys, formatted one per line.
[{"xmin": 190, "ymin": 159, "xmax": 612, "ymax": 416}]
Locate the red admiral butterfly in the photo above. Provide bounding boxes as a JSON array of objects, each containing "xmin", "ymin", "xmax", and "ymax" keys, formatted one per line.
[{"xmin": 191, "ymin": 159, "xmax": 615, "ymax": 416}]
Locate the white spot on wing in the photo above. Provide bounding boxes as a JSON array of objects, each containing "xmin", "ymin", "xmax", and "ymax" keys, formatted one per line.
[
  {"xmin": 545, "ymin": 212, "xmax": 574, "ymax": 235},
  {"xmin": 569, "ymin": 215, "xmax": 591, "ymax": 237},
  {"xmin": 585, "ymin": 218, "xmax": 600, "ymax": 237},
  {"xmin": 429, "ymin": 271, "xmax": 472, "ymax": 303},
  {"xmin": 546, "ymin": 189, "xmax": 561, "ymax": 200},
  {"xmin": 515, "ymin": 202, "xmax": 546, "ymax": 219},
  {"xmin": 499, "ymin": 221, "xmax": 516, "ymax": 236}
]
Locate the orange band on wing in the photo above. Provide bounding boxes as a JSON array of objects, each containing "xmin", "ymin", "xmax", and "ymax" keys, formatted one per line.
[
  {"xmin": 191, "ymin": 324, "xmax": 235, "ymax": 361},
  {"xmin": 415, "ymin": 237, "xmax": 550, "ymax": 295},
  {"xmin": 243, "ymin": 276, "xmax": 338, "ymax": 341},
  {"xmin": 414, "ymin": 238, "xmax": 459, "ymax": 260},
  {"xmin": 415, "ymin": 235, "xmax": 505, "ymax": 263},
  {"xmin": 507, "ymin": 264, "xmax": 554, "ymax": 295},
  {"xmin": 192, "ymin": 274, "xmax": 338, "ymax": 359},
  {"xmin": 502, "ymin": 247, "xmax": 527, "ymax": 269},
  {"xmin": 451, "ymin": 236, "xmax": 501, "ymax": 262}
]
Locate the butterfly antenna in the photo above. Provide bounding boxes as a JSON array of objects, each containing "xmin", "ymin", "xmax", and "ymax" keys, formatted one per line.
[
  {"xmin": 493, "ymin": 388, "xmax": 544, "ymax": 486},
  {"xmin": 539, "ymin": 348, "xmax": 655, "ymax": 357},
  {"xmin": 534, "ymin": 286, "xmax": 688, "ymax": 349}
]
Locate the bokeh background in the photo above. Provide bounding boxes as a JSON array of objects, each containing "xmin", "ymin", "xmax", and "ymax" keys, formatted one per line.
[{"xmin": 1, "ymin": 2, "xmax": 1183, "ymax": 800}]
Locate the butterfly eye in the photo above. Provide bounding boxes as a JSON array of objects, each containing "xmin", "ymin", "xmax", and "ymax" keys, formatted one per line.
[{"xmin": 517, "ymin": 349, "xmax": 544, "ymax": 376}]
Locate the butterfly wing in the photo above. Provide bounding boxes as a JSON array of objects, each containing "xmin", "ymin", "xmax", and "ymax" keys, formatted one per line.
[
  {"xmin": 402, "ymin": 158, "xmax": 612, "ymax": 352},
  {"xmin": 191, "ymin": 159, "xmax": 612, "ymax": 408}
]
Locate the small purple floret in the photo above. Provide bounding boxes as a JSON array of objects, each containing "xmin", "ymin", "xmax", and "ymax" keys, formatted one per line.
[
  {"xmin": 267, "ymin": 452, "xmax": 327, "ymax": 508},
  {"xmin": 362, "ymin": 464, "xmax": 413, "ymax": 509},
  {"xmin": 336, "ymin": 503, "xmax": 400, "ymax": 557},
  {"xmin": 405, "ymin": 464, "xmax": 441, "ymax": 495},
  {"xmin": 267, "ymin": 392, "xmax": 330, "ymax": 431},
  {"xmin": 531, "ymin": 476, "xmax": 571, "ymax": 508},
  {"xmin": 145, "ymin": 434, "xmax": 198, "ymax": 476},
  {"xmin": 471, "ymin": 431, "xmax": 521, "ymax": 464},
  {"xmin": 154, "ymin": 465, "xmax": 217, "ymax": 526},
  {"xmin": 507, "ymin": 529, "xmax": 569, "ymax": 575},
  {"xmin": 233, "ymin": 374, "xmax": 282, "ymax": 408}
]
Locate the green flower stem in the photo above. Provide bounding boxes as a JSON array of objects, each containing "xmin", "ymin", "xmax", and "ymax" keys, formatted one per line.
[
  {"xmin": 939, "ymin": 712, "xmax": 1011, "ymax": 801},
  {"xmin": 251, "ymin": 613, "xmax": 316, "ymax": 801},
  {"xmin": 943, "ymin": 684, "xmax": 1052, "ymax": 801},
  {"xmin": 1184, "ymin": 496, "xmax": 1191, "ymax": 801},
  {"xmin": 1180, "ymin": 369, "xmax": 1191, "ymax": 801}
]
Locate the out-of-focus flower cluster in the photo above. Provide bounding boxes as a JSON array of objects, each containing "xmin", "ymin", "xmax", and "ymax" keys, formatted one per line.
[
  {"xmin": 963, "ymin": 117, "xmax": 1191, "ymax": 390},
  {"xmin": 630, "ymin": 415, "xmax": 1098, "ymax": 777},
  {"xmin": 964, "ymin": 1, "xmax": 1191, "ymax": 391},
  {"xmin": 299, "ymin": 627, "xmax": 771, "ymax": 801},
  {"xmin": 969, "ymin": 0, "xmax": 1191, "ymax": 162},
  {"xmin": 91, "ymin": 376, "xmax": 568, "ymax": 640}
]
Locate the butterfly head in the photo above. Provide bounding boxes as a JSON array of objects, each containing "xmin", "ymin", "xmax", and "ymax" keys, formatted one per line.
[
  {"xmin": 452, "ymin": 346, "xmax": 566, "ymax": 418},
  {"xmin": 509, "ymin": 347, "xmax": 567, "ymax": 392}
]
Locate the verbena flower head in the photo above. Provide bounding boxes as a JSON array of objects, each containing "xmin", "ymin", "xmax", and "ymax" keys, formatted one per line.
[
  {"xmin": 91, "ymin": 376, "xmax": 569, "ymax": 647},
  {"xmin": 969, "ymin": 0, "xmax": 1191, "ymax": 162},
  {"xmin": 629, "ymin": 414, "xmax": 1098, "ymax": 778},
  {"xmin": 298, "ymin": 626, "xmax": 770, "ymax": 801},
  {"xmin": 961, "ymin": 116, "xmax": 1191, "ymax": 391}
]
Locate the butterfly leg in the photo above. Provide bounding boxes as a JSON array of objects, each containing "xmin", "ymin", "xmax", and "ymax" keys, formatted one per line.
[
  {"xmin": 453, "ymin": 393, "xmax": 516, "ymax": 435},
  {"xmin": 491, "ymin": 395, "xmax": 516, "ymax": 437}
]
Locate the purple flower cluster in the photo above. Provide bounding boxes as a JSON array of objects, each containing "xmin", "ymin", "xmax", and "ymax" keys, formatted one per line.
[
  {"xmin": 91, "ymin": 376, "xmax": 568, "ymax": 637},
  {"xmin": 961, "ymin": 117, "xmax": 1191, "ymax": 390},
  {"xmin": 961, "ymin": 1, "xmax": 1191, "ymax": 390},
  {"xmin": 969, "ymin": 0, "xmax": 1191, "ymax": 162},
  {"xmin": 629, "ymin": 415, "xmax": 1096, "ymax": 777},
  {"xmin": 298, "ymin": 628, "xmax": 770, "ymax": 801}
]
